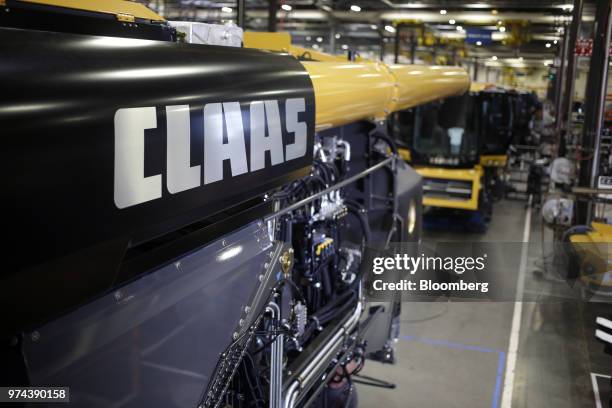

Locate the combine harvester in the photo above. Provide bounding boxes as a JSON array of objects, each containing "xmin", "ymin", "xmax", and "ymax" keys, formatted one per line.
[
  {"xmin": 393, "ymin": 83, "xmax": 514, "ymax": 232},
  {"xmin": 0, "ymin": 2, "xmax": 468, "ymax": 407}
]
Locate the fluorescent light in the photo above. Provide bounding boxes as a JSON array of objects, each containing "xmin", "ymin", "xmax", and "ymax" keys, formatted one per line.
[
  {"xmin": 385, "ymin": 25, "xmax": 396, "ymax": 33},
  {"xmin": 221, "ymin": 6, "xmax": 232, "ymax": 13},
  {"xmin": 476, "ymin": 41, "xmax": 482, "ymax": 46},
  {"xmin": 499, "ymin": 26, "xmax": 506, "ymax": 32},
  {"xmin": 316, "ymin": 36, "xmax": 323, "ymax": 42},
  {"xmin": 545, "ymin": 43, "xmax": 551, "ymax": 48},
  {"xmin": 456, "ymin": 25, "xmax": 463, "ymax": 31},
  {"xmin": 440, "ymin": 9, "xmax": 447, "ymax": 15},
  {"xmin": 342, "ymin": 44, "xmax": 349, "ymax": 50},
  {"xmin": 281, "ymin": 4, "xmax": 292, "ymax": 11},
  {"xmin": 350, "ymin": 4, "xmax": 361, "ymax": 12},
  {"xmin": 335, "ymin": 33, "xmax": 341, "ymax": 39},
  {"xmin": 449, "ymin": 19, "xmax": 456, "ymax": 24}
]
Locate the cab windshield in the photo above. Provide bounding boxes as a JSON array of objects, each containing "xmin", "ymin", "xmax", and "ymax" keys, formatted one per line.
[{"xmin": 403, "ymin": 93, "xmax": 479, "ymax": 166}]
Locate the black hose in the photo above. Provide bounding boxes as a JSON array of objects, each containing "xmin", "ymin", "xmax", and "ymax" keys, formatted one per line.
[
  {"xmin": 370, "ymin": 130, "xmax": 398, "ymax": 156},
  {"xmin": 345, "ymin": 200, "xmax": 372, "ymax": 243}
]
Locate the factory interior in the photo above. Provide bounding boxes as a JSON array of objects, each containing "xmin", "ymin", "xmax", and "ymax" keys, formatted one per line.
[{"xmin": 1, "ymin": 0, "xmax": 612, "ymax": 407}]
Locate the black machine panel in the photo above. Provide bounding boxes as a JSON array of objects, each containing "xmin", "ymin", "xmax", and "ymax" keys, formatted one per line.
[
  {"xmin": 0, "ymin": 0, "xmax": 176, "ymax": 41},
  {"xmin": 0, "ymin": 27, "xmax": 316, "ymax": 334}
]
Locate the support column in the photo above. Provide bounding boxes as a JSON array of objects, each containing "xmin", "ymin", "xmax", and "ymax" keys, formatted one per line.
[
  {"xmin": 553, "ymin": 22, "xmax": 570, "ymax": 139},
  {"xmin": 560, "ymin": 0, "xmax": 584, "ymax": 147},
  {"xmin": 236, "ymin": 0, "xmax": 246, "ymax": 28},
  {"xmin": 267, "ymin": 0, "xmax": 277, "ymax": 32},
  {"xmin": 394, "ymin": 24, "xmax": 401, "ymax": 64},
  {"xmin": 329, "ymin": 22, "xmax": 336, "ymax": 54},
  {"xmin": 410, "ymin": 30, "xmax": 417, "ymax": 64},
  {"xmin": 576, "ymin": 0, "xmax": 612, "ymax": 224}
]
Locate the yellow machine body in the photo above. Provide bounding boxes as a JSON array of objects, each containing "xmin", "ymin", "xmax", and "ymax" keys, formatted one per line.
[
  {"xmin": 569, "ymin": 222, "xmax": 612, "ymax": 290},
  {"xmin": 415, "ymin": 166, "xmax": 483, "ymax": 211},
  {"xmin": 398, "ymin": 147, "xmax": 411, "ymax": 162},
  {"xmin": 470, "ymin": 82, "xmax": 495, "ymax": 93}
]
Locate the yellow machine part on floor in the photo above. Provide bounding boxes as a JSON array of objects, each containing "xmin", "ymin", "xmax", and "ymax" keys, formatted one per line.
[
  {"xmin": 480, "ymin": 154, "xmax": 508, "ymax": 167},
  {"xmin": 569, "ymin": 222, "xmax": 612, "ymax": 289},
  {"xmin": 415, "ymin": 166, "xmax": 483, "ymax": 211}
]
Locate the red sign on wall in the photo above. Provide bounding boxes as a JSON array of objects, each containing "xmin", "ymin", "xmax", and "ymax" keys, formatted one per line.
[{"xmin": 575, "ymin": 38, "xmax": 612, "ymax": 56}]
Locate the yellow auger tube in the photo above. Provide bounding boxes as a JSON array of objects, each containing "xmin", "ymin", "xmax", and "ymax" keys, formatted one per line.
[
  {"xmin": 387, "ymin": 65, "xmax": 470, "ymax": 113},
  {"xmin": 301, "ymin": 62, "xmax": 470, "ymax": 131},
  {"xmin": 302, "ymin": 62, "xmax": 395, "ymax": 131}
]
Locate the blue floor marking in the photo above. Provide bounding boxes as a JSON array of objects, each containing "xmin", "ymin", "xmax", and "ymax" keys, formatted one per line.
[{"xmin": 400, "ymin": 335, "xmax": 505, "ymax": 408}]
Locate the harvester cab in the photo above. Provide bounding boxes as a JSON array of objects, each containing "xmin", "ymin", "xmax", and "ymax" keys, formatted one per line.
[{"xmin": 393, "ymin": 85, "xmax": 514, "ymax": 231}]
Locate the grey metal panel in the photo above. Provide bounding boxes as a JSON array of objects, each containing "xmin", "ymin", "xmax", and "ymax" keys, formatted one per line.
[{"xmin": 22, "ymin": 220, "xmax": 275, "ymax": 408}]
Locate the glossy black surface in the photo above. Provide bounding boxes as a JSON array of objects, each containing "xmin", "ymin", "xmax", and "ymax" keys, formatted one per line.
[
  {"xmin": 0, "ymin": 0, "xmax": 176, "ymax": 41},
  {"xmin": 0, "ymin": 27, "xmax": 315, "ymax": 335}
]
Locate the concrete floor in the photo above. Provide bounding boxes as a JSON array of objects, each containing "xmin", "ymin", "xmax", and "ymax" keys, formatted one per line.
[{"xmin": 357, "ymin": 200, "xmax": 612, "ymax": 408}]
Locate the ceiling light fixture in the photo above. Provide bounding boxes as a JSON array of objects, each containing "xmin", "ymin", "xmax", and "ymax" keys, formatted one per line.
[
  {"xmin": 370, "ymin": 24, "xmax": 378, "ymax": 30},
  {"xmin": 491, "ymin": 55, "xmax": 498, "ymax": 60},
  {"xmin": 281, "ymin": 4, "xmax": 292, "ymax": 11},
  {"xmin": 350, "ymin": 4, "xmax": 361, "ymax": 12},
  {"xmin": 449, "ymin": 19, "xmax": 456, "ymax": 24},
  {"xmin": 440, "ymin": 9, "xmax": 447, "ymax": 15},
  {"xmin": 335, "ymin": 33, "xmax": 341, "ymax": 39},
  {"xmin": 553, "ymin": 39, "xmax": 558, "ymax": 44},
  {"xmin": 385, "ymin": 25, "xmax": 396, "ymax": 33},
  {"xmin": 221, "ymin": 6, "xmax": 232, "ymax": 13},
  {"xmin": 545, "ymin": 43, "xmax": 551, "ymax": 48},
  {"xmin": 456, "ymin": 25, "xmax": 463, "ymax": 31},
  {"xmin": 306, "ymin": 36, "xmax": 311, "ymax": 41},
  {"xmin": 342, "ymin": 44, "xmax": 349, "ymax": 50},
  {"xmin": 499, "ymin": 26, "xmax": 506, "ymax": 32},
  {"xmin": 476, "ymin": 41, "xmax": 482, "ymax": 46},
  {"xmin": 316, "ymin": 36, "xmax": 323, "ymax": 42}
]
